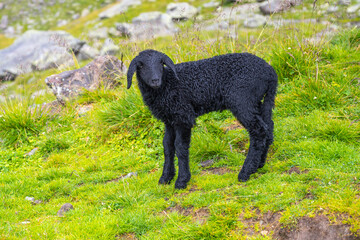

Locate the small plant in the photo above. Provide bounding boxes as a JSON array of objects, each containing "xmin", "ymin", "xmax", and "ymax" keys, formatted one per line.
[
  {"xmin": 0, "ymin": 100, "xmax": 51, "ymax": 147},
  {"xmin": 40, "ymin": 137, "xmax": 70, "ymax": 155},
  {"xmin": 97, "ymin": 88, "xmax": 155, "ymax": 132}
]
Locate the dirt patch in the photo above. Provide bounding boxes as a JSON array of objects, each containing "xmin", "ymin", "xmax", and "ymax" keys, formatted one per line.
[
  {"xmin": 223, "ymin": 121, "xmax": 244, "ymax": 131},
  {"xmin": 116, "ymin": 233, "xmax": 138, "ymax": 240},
  {"xmin": 287, "ymin": 166, "xmax": 309, "ymax": 175},
  {"xmin": 201, "ymin": 167, "xmax": 234, "ymax": 175},
  {"xmin": 163, "ymin": 205, "xmax": 210, "ymax": 224},
  {"xmin": 241, "ymin": 210, "xmax": 282, "ymax": 237},
  {"xmin": 274, "ymin": 215, "xmax": 359, "ymax": 240}
]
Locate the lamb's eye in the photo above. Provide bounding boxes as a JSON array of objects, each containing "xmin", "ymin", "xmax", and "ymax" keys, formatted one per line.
[{"xmin": 138, "ymin": 62, "xmax": 143, "ymax": 69}]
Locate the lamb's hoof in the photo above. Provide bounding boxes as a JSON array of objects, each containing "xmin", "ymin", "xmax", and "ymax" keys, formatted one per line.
[
  {"xmin": 174, "ymin": 180, "xmax": 188, "ymax": 189},
  {"xmin": 238, "ymin": 172, "xmax": 250, "ymax": 182},
  {"xmin": 258, "ymin": 162, "xmax": 265, "ymax": 169},
  {"xmin": 159, "ymin": 175, "xmax": 175, "ymax": 185}
]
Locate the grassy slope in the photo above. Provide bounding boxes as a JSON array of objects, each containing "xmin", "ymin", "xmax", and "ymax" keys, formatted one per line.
[{"xmin": 1, "ymin": 0, "xmax": 360, "ymax": 239}]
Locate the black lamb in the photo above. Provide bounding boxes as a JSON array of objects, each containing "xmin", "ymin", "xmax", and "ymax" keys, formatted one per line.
[{"xmin": 127, "ymin": 49, "xmax": 278, "ymax": 189}]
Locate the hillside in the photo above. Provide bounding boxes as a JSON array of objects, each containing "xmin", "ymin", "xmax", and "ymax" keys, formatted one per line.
[{"xmin": 0, "ymin": 0, "xmax": 360, "ymax": 239}]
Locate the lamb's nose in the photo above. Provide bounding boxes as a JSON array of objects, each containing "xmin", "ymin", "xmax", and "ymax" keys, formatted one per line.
[{"xmin": 151, "ymin": 79, "xmax": 160, "ymax": 84}]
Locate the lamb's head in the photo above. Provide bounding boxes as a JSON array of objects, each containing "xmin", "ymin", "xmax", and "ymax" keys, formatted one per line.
[{"xmin": 127, "ymin": 49, "xmax": 178, "ymax": 89}]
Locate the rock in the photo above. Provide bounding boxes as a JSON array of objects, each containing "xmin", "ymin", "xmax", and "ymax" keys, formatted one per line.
[
  {"xmin": 25, "ymin": 197, "xmax": 35, "ymax": 202},
  {"xmin": 108, "ymin": 27, "xmax": 122, "ymax": 37},
  {"xmin": 338, "ymin": 0, "xmax": 351, "ymax": 5},
  {"xmin": 266, "ymin": 18, "xmax": 317, "ymax": 28},
  {"xmin": 100, "ymin": 38, "xmax": 120, "ymax": 56},
  {"xmin": 99, "ymin": 0, "xmax": 142, "ymax": 19},
  {"xmin": 88, "ymin": 27, "xmax": 108, "ymax": 40},
  {"xmin": 0, "ymin": 3, "xmax": 5, "ymax": 9},
  {"xmin": 204, "ymin": 21, "xmax": 230, "ymax": 31},
  {"xmin": 200, "ymin": 159, "xmax": 214, "ymax": 167},
  {"xmin": 123, "ymin": 172, "xmax": 138, "ymax": 179},
  {"xmin": 81, "ymin": 8, "xmax": 90, "ymax": 17},
  {"xmin": 4, "ymin": 26, "xmax": 17, "ymax": 38},
  {"xmin": 203, "ymin": 1, "xmax": 220, "ymax": 8},
  {"xmin": 57, "ymin": 19, "xmax": 68, "ymax": 27},
  {"xmin": 0, "ymin": 15, "xmax": 8, "ymax": 30},
  {"xmin": 25, "ymin": 196, "xmax": 42, "ymax": 205},
  {"xmin": 25, "ymin": 147, "xmax": 39, "ymax": 156},
  {"xmin": 215, "ymin": 3, "xmax": 262, "ymax": 22},
  {"xmin": 327, "ymin": 6, "xmax": 339, "ymax": 13},
  {"xmin": 76, "ymin": 44, "xmax": 100, "ymax": 61},
  {"xmin": 347, "ymin": 4, "xmax": 360, "ymax": 13},
  {"xmin": 0, "ymin": 30, "xmax": 97, "ymax": 81},
  {"xmin": 45, "ymin": 55, "xmax": 126, "ymax": 102},
  {"xmin": 77, "ymin": 105, "xmax": 93, "ymax": 116},
  {"xmin": 57, "ymin": 203, "xmax": 74, "ymax": 217},
  {"xmin": 32, "ymin": 200, "xmax": 42, "ymax": 205},
  {"xmin": 115, "ymin": 12, "xmax": 178, "ymax": 41},
  {"xmin": 244, "ymin": 14, "xmax": 267, "ymax": 28},
  {"xmin": 259, "ymin": 0, "xmax": 302, "ymax": 15},
  {"xmin": 72, "ymin": 14, "xmax": 80, "ymax": 20},
  {"xmin": 166, "ymin": 2, "xmax": 199, "ymax": 21}
]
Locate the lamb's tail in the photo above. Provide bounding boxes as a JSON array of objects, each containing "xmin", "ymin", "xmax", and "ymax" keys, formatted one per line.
[
  {"xmin": 263, "ymin": 69, "xmax": 278, "ymax": 119},
  {"xmin": 261, "ymin": 67, "xmax": 278, "ymax": 142}
]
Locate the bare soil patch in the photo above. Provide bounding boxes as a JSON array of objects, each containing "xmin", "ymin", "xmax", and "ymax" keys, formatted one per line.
[
  {"xmin": 241, "ymin": 210, "xmax": 282, "ymax": 237},
  {"xmin": 201, "ymin": 167, "xmax": 234, "ymax": 175},
  {"xmin": 274, "ymin": 215, "xmax": 359, "ymax": 240},
  {"xmin": 287, "ymin": 166, "xmax": 309, "ymax": 175},
  {"xmin": 116, "ymin": 233, "xmax": 138, "ymax": 240},
  {"xmin": 223, "ymin": 121, "xmax": 244, "ymax": 131},
  {"xmin": 163, "ymin": 205, "xmax": 210, "ymax": 224}
]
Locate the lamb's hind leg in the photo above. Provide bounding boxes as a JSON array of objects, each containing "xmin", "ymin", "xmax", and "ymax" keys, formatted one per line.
[
  {"xmin": 231, "ymin": 109, "xmax": 268, "ymax": 182},
  {"xmin": 258, "ymin": 118, "xmax": 273, "ymax": 169},
  {"xmin": 159, "ymin": 124, "xmax": 176, "ymax": 184}
]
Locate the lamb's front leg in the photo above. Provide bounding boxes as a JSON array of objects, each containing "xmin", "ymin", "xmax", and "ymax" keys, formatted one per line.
[
  {"xmin": 159, "ymin": 124, "xmax": 176, "ymax": 184},
  {"xmin": 174, "ymin": 126, "xmax": 192, "ymax": 189}
]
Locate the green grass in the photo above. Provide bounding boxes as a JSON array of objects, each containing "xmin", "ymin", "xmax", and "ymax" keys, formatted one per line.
[{"xmin": 1, "ymin": 0, "xmax": 360, "ymax": 239}]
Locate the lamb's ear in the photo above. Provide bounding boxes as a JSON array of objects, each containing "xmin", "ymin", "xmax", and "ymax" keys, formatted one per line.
[
  {"xmin": 127, "ymin": 57, "xmax": 138, "ymax": 89},
  {"xmin": 162, "ymin": 54, "xmax": 179, "ymax": 80}
]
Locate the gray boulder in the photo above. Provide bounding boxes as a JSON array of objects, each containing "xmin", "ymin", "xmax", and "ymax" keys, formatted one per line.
[
  {"xmin": 166, "ymin": 2, "xmax": 199, "ymax": 21},
  {"xmin": 99, "ymin": 0, "xmax": 142, "ymax": 19},
  {"xmin": 57, "ymin": 203, "xmax": 74, "ymax": 217},
  {"xmin": 116, "ymin": 12, "xmax": 178, "ymax": 41},
  {"xmin": 0, "ymin": 15, "xmax": 8, "ymax": 30},
  {"xmin": 338, "ymin": 0, "xmax": 351, "ymax": 5},
  {"xmin": 100, "ymin": 38, "xmax": 120, "ymax": 56},
  {"xmin": 259, "ymin": 0, "xmax": 302, "ymax": 15},
  {"xmin": 203, "ymin": 1, "xmax": 220, "ymax": 8},
  {"xmin": 204, "ymin": 21, "xmax": 230, "ymax": 31},
  {"xmin": 327, "ymin": 6, "xmax": 339, "ymax": 13},
  {"xmin": 215, "ymin": 3, "xmax": 262, "ymax": 22},
  {"xmin": 45, "ymin": 55, "xmax": 126, "ymax": 102},
  {"xmin": 76, "ymin": 44, "xmax": 100, "ymax": 62},
  {"xmin": 347, "ymin": 4, "xmax": 360, "ymax": 13},
  {"xmin": 88, "ymin": 27, "xmax": 109, "ymax": 40},
  {"xmin": 243, "ymin": 14, "xmax": 267, "ymax": 28},
  {"xmin": 0, "ymin": 30, "xmax": 98, "ymax": 81}
]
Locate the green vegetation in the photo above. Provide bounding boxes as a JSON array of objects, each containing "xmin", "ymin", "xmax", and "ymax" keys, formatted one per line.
[{"xmin": 1, "ymin": 0, "xmax": 360, "ymax": 239}]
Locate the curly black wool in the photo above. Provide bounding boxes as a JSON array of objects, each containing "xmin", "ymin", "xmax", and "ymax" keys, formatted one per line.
[{"xmin": 127, "ymin": 49, "xmax": 278, "ymax": 189}]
